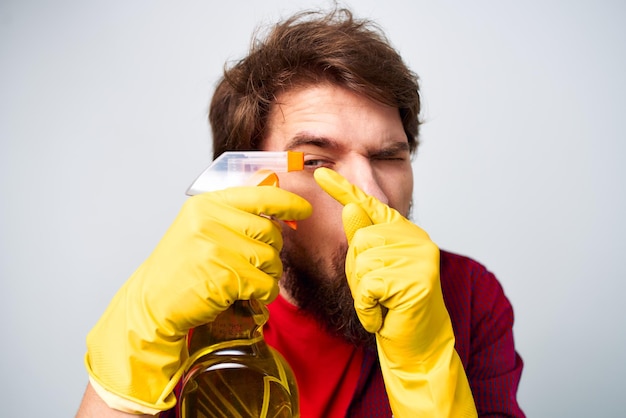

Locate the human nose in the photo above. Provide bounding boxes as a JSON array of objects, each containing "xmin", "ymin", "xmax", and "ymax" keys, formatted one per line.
[{"xmin": 338, "ymin": 158, "xmax": 389, "ymax": 205}]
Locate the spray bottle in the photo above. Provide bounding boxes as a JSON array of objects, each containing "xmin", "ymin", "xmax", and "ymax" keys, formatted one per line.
[{"xmin": 179, "ymin": 151, "xmax": 303, "ymax": 418}]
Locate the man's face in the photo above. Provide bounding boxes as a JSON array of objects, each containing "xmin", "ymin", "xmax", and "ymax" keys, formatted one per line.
[{"xmin": 261, "ymin": 83, "xmax": 414, "ymax": 346}]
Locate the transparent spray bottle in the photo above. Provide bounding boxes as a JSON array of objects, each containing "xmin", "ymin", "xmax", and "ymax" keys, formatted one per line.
[{"xmin": 179, "ymin": 151, "xmax": 303, "ymax": 418}]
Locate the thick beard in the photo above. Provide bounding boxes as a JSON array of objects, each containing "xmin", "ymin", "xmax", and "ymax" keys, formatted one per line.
[{"xmin": 279, "ymin": 238, "xmax": 376, "ymax": 350}]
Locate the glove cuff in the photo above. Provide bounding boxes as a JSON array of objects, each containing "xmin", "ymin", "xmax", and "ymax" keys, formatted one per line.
[
  {"xmin": 88, "ymin": 376, "xmax": 162, "ymax": 415},
  {"xmin": 84, "ymin": 350, "xmax": 182, "ymax": 413}
]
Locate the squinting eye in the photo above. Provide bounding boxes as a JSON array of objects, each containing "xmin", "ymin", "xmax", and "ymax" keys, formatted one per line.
[
  {"xmin": 373, "ymin": 152, "xmax": 410, "ymax": 163},
  {"xmin": 303, "ymin": 159, "xmax": 331, "ymax": 169}
]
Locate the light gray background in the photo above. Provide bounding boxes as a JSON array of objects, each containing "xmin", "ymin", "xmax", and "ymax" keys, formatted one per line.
[{"xmin": 1, "ymin": 1, "xmax": 624, "ymax": 416}]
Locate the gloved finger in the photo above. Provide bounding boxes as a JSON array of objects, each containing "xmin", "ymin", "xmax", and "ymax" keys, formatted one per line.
[
  {"xmin": 210, "ymin": 185, "xmax": 313, "ymax": 222},
  {"xmin": 183, "ymin": 188, "xmax": 309, "ymax": 249},
  {"xmin": 352, "ymin": 275, "xmax": 386, "ymax": 333},
  {"xmin": 198, "ymin": 220, "xmax": 284, "ymax": 280},
  {"xmin": 342, "ymin": 203, "xmax": 373, "ymax": 244},
  {"xmin": 345, "ymin": 234, "xmax": 386, "ymax": 333},
  {"xmin": 237, "ymin": 264, "xmax": 282, "ymax": 304},
  {"xmin": 169, "ymin": 261, "xmax": 280, "ymax": 327},
  {"xmin": 171, "ymin": 200, "xmax": 281, "ymax": 260},
  {"xmin": 211, "ymin": 255, "xmax": 281, "ymax": 305},
  {"xmin": 313, "ymin": 168, "xmax": 400, "ymax": 224}
]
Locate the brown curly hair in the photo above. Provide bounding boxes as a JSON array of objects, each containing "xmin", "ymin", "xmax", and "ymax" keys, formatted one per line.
[{"xmin": 209, "ymin": 8, "xmax": 421, "ymax": 159}]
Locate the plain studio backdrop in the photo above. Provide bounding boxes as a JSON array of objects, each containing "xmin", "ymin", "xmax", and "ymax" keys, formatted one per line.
[{"xmin": 1, "ymin": 0, "xmax": 624, "ymax": 416}]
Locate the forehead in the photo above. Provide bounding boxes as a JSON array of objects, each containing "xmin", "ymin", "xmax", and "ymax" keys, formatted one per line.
[{"xmin": 262, "ymin": 84, "xmax": 406, "ymax": 151}]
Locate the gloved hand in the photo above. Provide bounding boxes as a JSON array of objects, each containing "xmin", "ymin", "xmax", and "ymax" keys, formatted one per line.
[
  {"xmin": 84, "ymin": 186, "xmax": 312, "ymax": 413},
  {"xmin": 314, "ymin": 168, "xmax": 477, "ymax": 417}
]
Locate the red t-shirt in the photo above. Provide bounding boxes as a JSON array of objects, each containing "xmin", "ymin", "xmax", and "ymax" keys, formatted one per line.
[{"xmin": 264, "ymin": 295, "xmax": 363, "ymax": 418}]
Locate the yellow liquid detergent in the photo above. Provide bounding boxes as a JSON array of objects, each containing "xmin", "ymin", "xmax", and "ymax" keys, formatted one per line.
[{"xmin": 180, "ymin": 300, "xmax": 300, "ymax": 418}]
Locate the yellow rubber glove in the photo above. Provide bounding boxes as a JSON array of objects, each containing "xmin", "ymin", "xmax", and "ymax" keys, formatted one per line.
[
  {"xmin": 84, "ymin": 186, "xmax": 312, "ymax": 413},
  {"xmin": 314, "ymin": 168, "xmax": 477, "ymax": 417}
]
